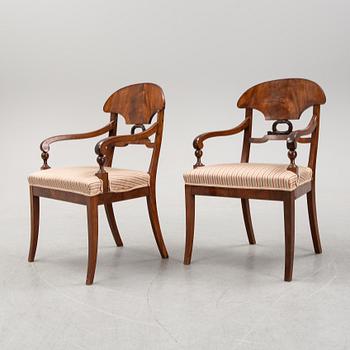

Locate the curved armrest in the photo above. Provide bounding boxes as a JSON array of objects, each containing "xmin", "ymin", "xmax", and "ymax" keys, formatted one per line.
[
  {"xmin": 94, "ymin": 122, "xmax": 158, "ymax": 192},
  {"xmin": 192, "ymin": 118, "xmax": 249, "ymax": 168},
  {"xmin": 95, "ymin": 122, "xmax": 158, "ymax": 156},
  {"xmin": 40, "ymin": 121, "xmax": 115, "ymax": 152},
  {"xmin": 286, "ymin": 115, "xmax": 318, "ymax": 173},
  {"xmin": 287, "ymin": 115, "xmax": 317, "ymax": 143},
  {"xmin": 39, "ymin": 121, "xmax": 115, "ymax": 170}
]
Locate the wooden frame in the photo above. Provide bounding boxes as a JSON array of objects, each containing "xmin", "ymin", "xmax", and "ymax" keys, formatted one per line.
[
  {"xmin": 184, "ymin": 78, "xmax": 326, "ymax": 281},
  {"xmin": 29, "ymin": 83, "xmax": 168, "ymax": 285}
]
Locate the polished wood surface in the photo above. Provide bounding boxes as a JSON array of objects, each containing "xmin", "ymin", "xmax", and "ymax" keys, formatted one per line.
[
  {"xmin": 193, "ymin": 118, "xmax": 250, "ymax": 168},
  {"xmin": 283, "ymin": 193, "xmax": 295, "ymax": 282},
  {"xmin": 307, "ymin": 183, "xmax": 322, "ymax": 254},
  {"xmin": 29, "ymin": 83, "xmax": 168, "ymax": 285},
  {"xmin": 241, "ymin": 198, "xmax": 256, "ymax": 245},
  {"xmin": 103, "ymin": 83, "xmax": 165, "ymax": 124},
  {"xmin": 86, "ymin": 196, "xmax": 98, "ymax": 285},
  {"xmin": 40, "ymin": 121, "xmax": 116, "ymax": 170},
  {"xmin": 237, "ymin": 78, "xmax": 326, "ymax": 120},
  {"xmin": 185, "ymin": 78, "xmax": 325, "ymax": 281},
  {"xmin": 28, "ymin": 187, "xmax": 40, "ymax": 262},
  {"xmin": 104, "ymin": 203, "xmax": 123, "ymax": 247},
  {"xmin": 184, "ymin": 185, "xmax": 195, "ymax": 265},
  {"xmin": 147, "ymin": 188, "xmax": 169, "ymax": 258}
]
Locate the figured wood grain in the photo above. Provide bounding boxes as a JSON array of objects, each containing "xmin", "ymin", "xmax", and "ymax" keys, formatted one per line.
[
  {"xmin": 237, "ymin": 78, "xmax": 326, "ymax": 120},
  {"xmin": 40, "ymin": 121, "xmax": 116, "ymax": 153},
  {"xmin": 29, "ymin": 83, "xmax": 168, "ymax": 285},
  {"xmin": 103, "ymin": 83, "xmax": 165, "ymax": 125},
  {"xmin": 185, "ymin": 78, "xmax": 325, "ymax": 282}
]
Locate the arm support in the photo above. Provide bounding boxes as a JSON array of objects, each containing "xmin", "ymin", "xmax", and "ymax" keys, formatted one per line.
[
  {"xmin": 39, "ymin": 121, "xmax": 116, "ymax": 170},
  {"xmin": 286, "ymin": 115, "xmax": 318, "ymax": 173},
  {"xmin": 192, "ymin": 118, "xmax": 249, "ymax": 168},
  {"xmin": 94, "ymin": 122, "xmax": 158, "ymax": 191}
]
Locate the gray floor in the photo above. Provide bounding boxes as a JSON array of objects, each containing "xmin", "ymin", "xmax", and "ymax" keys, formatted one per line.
[{"xmin": 1, "ymin": 190, "xmax": 349, "ymax": 350}]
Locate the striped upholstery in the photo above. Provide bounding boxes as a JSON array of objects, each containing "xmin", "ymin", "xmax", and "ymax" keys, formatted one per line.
[
  {"xmin": 28, "ymin": 166, "xmax": 150, "ymax": 196},
  {"xmin": 183, "ymin": 163, "xmax": 312, "ymax": 191}
]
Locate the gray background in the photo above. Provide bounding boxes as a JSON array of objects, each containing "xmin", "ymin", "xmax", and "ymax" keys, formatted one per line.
[{"xmin": 1, "ymin": 0, "xmax": 350, "ymax": 349}]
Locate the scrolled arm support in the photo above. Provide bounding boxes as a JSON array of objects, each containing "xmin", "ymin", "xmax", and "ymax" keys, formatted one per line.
[
  {"xmin": 95, "ymin": 154, "xmax": 109, "ymax": 192},
  {"xmin": 38, "ymin": 121, "xmax": 115, "ymax": 170},
  {"xmin": 41, "ymin": 152, "xmax": 50, "ymax": 170},
  {"xmin": 95, "ymin": 122, "xmax": 158, "ymax": 157},
  {"xmin": 192, "ymin": 118, "xmax": 250, "ymax": 169},
  {"xmin": 286, "ymin": 139, "xmax": 298, "ymax": 173},
  {"xmin": 94, "ymin": 123, "xmax": 159, "ymax": 192},
  {"xmin": 286, "ymin": 115, "xmax": 318, "ymax": 174}
]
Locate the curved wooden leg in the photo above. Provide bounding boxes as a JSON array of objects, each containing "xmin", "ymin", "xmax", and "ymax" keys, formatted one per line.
[
  {"xmin": 146, "ymin": 188, "xmax": 168, "ymax": 259},
  {"xmin": 104, "ymin": 203, "xmax": 123, "ymax": 247},
  {"xmin": 86, "ymin": 197, "xmax": 98, "ymax": 285},
  {"xmin": 241, "ymin": 199, "xmax": 256, "ymax": 244},
  {"xmin": 28, "ymin": 187, "xmax": 40, "ymax": 262},
  {"xmin": 283, "ymin": 193, "xmax": 295, "ymax": 281},
  {"xmin": 307, "ymin": 185, "xmax": 322, "ymax": 254},
  {"xmin": 184, "ymin": 185, "xmax": 195, "ymax": 265}
]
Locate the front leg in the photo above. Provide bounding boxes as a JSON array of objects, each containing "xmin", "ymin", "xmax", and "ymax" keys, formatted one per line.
[
  {"xmin": 86, "ymin": 197, "xmax": 99, "ymax": 285},
  {"xmin": 283, "ymin": 193, "xmax": 295, "ymax": 281}
]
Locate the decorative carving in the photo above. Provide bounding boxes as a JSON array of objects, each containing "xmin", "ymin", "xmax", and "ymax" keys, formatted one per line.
[
  {"xmin": 287, "ymin": 138, "xmax": 298, "ymax": 174},
  {"xmin": 194, "ymin": 149, "xmax": 203, "ymax": 169},
  {"xmin": 38, "ymin": 121, "xmax": 115, "ymax": 171},
  {"xmin": 95, "ymin": 154, "xmax": 109, "ymax": 192},
  {"xmin": 192, "ymin": 118, "xmax": 250, "ymax": 169},
  {"xmin": 268, "ymin": 120, "xmax": 293, "ymax": 135},
  {"xmin": 96, "ymin": 154, "xmax": 106, "ymax": 173},
  {"xmin": 41, "ymin": 152, "xmax": 50, "ymax": 170},
  {"xmin": 131, "ymin": 124, "xmax": 146, "ymax": 134}
]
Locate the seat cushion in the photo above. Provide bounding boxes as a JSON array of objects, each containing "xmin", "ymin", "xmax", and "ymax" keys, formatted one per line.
[
  {"xmin": 183, "ymin": 163, "xmax": 312, "ymax": 191},
  {"xmin": 28, "ymin": 166, "xmax": 150, "ymax": 196}
]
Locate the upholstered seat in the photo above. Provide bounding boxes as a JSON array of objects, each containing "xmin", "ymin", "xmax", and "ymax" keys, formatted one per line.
[
  {"xmin": 183, "ymin": 163, "xmax": 312, "ymax": 191},
  {"xmin": 28, "ymin": 166, "xmax": 150, "ymax": 196}
]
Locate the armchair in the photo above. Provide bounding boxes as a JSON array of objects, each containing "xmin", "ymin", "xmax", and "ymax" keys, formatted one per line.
[
  {"xmin": 183, "ymin": 78, "xmax": 326, "ymax": 281},
  {"xmin": 28, "ymin": 83, "xmax": 168, "ymax": 285}
]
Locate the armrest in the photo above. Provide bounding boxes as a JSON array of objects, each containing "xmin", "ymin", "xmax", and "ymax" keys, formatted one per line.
[
  {"xmin": 192, "ymin": 118, "xmax": 249, "ymax": 168},
  {"xmin": 286, "ymin": 115, "xmax": 318, "ymax": 173},
  {"xmin": 95, "ymin": 122, "xmax": 158, "ymax": 156},
  {"xmin": 94, "ymin": 122, "xmax": 158, "ymax": 192},
  {"xmin": 39, "ymin": 121, "xmax": 115, "ymax": 170}
]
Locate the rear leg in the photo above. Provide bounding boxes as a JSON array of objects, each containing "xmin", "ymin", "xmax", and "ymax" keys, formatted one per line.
[
  {"xmin": 104, "ymin": 203, "xmax": 123, "ymax": 247},
  {"xmin": 241, "ymin": 199, "xmax": 256, "ymax": 244},
  {"xmin": 307, "ymin": 185, "xmax": 322, "ymax": 254}
]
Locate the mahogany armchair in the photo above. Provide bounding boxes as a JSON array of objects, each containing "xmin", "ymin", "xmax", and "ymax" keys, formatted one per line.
[
  {"xmin": 28, "ymin": 83, "xmax": 168, "ymax": 285},
  {"xmin": 183, "ymin": 78, "xmax": 326, "ymax": 281}
]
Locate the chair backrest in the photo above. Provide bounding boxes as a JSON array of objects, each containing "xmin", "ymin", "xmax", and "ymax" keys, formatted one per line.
[
  {"xmin": 102, "ymin": 83, "xmax": 165, "ymax": 180},
  {"xmin": 236, "ymin": 78, "xmax": 326, "ymax": 173},
  {"xmin": 237, "ymin": 78, "xmax": 325, "ymax": 120},
  {"xmin": 104, "ymin": 83, "xmax": 165, "ymax": 124}
]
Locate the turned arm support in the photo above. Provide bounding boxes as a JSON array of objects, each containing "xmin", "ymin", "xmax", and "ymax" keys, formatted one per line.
[
  {"xmin": 286, "ymin": 115, "xmax": 318, "ymax": 173},
  {"xmin": 94, "ymin": 122, "xmax": 158, "ymax": 192},
  {"xmin": 39, "ymin": 121, "xmax": 116, "ymax": 170},
  {"xmin": 192, "ymin": 118, "xmax": 250, "ymax": 168}
]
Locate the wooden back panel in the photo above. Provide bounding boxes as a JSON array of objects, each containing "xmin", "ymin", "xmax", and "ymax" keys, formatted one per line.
[
  {"xmin": 103, "ymin": 83, "xmax": 165, "ymax": 124},
  {"xmin": 237, "ymin": 78, "xmax": 326, "ymax": 120}
]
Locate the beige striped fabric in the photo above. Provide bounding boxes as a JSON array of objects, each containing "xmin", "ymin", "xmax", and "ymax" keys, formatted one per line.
[
  {"xmin": 183, "ymin": 163, "xmax": 312, "ymax": 191},
  {"xmin": 28, "ymin": 166, "xmax": 150, "ymax": 196}
]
